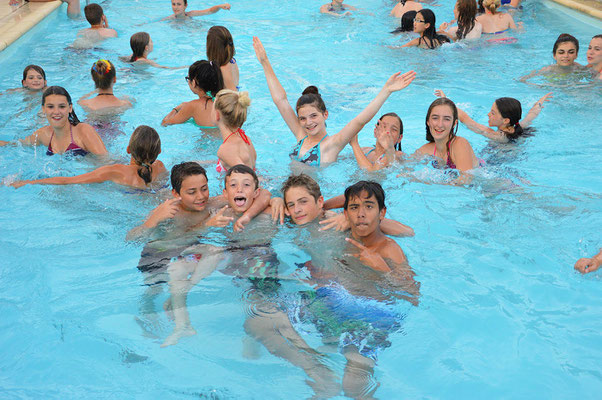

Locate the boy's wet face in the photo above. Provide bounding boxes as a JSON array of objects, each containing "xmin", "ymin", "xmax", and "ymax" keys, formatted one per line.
[
  {"xmin": 344, "ymin": 191, "xmax": 386, "ymax": 238},
  {"xmin": 284, "ymin": 186, "xmax": 323, "ymax": 225},
  {"xmin": 174, "ymin": 174, "xmax": 209, "ymax": 212},
  {"xmin": 223, "ymin": 172, "xmax": 259, "ymax": 213}
]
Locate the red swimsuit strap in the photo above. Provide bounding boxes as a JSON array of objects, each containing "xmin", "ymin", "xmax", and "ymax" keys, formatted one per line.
[{"xmin": 223, "ymin": 128, "xmax": 250, "ymax": 145}]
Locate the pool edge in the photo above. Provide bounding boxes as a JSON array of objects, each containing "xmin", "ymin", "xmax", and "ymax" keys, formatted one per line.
[
  {"xmin": 546, "ymin": 0, "xmax": 602, "ymax": 20},
  {"xmin": 0, "ymin": 1, "xmax": 62, "ymax": 52}
]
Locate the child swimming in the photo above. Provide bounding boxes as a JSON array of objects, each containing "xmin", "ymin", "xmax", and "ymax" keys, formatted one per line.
[
  {"xmin": 207, "ymin": 26, "xmax": 239, "ymax": 91},
  {"xmin": 476, "ymin": 0, "xmax": 518, "ymax": 36},
  {"xmin": 0, "ymin": 86, "xmax": 107, "ymax": 156},
  {"xmin": 162, "ymin": 60, "xmax": 223, "ymax": 127},
  {"xmin": 164, "ymin": 0, "xmax": 230, "ymax": 20},
  {"xmin": 214, "ymin": 90, "xmax": 256, "ymax": 173},
  {"xmin": 78, "ymin": 60, "xmax": 132, "ymax": 114},
  {"xmin": 125, "ymin": 32, "xmax": 184, "ymax": 69},
  {"xmin": 390, "ymin": 0, "xmax": 422, "ymax": 19},
  {"xmin": 73, "ymin": 3, "xmax": 117, "ymax": 48},
  {"xmin": 434, "ymin": 89, "xmax": 552, "ymax": 143},
  {"xmin": 320, "ymin": 0, "xmax": 356, "ymax": 17},
  {"xmin": 10, "ymin": 126, "xmax": 165, "ymax": 189},
  {"xmin": 402, "ymin": 9, "xmax": 450, "ymax": 49},
  {"xmin": 21, "ymin": 65, "xmax": 47, "ymax": 91},
  {"xmin": 253, "ymin": 36, "xmax": 416, "ymax": 166},
  {"xmin": 439, "ymin": 0, "xmax": 482, "ymax": 41},
  {"xmin": 349, "ymin": 112, "xmax": 405, "ymax": 171}
]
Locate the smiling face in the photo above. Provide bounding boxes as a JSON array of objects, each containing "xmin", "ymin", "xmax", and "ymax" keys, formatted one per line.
[
  {"xmin": 587, "ymin": 37, "xmax": 602, "ymax": 64},
  {"xmin": 487, "ymin": 101, "xmax": 507, "ymax": 128},
  {"xmin": 42, "ymin": 94, "xmax": 72, "ymax": 127},
  {"xmin": 284, "ymin": 186, "xmax": 324, "ymax": 225},
  {"xmin": 22, "ymin": 69, "xmax": 46, "ymax": 91},
  {"xmin": 374, "ymin": 115, "xmax": 402, "ymax": 148},
  {"xmin": 174, "ymin": 174, "xmax": 209, "ymax": 212},
  {"xmin": 553, "ymin": 42, "xmax": 578, "ymax": 66},
  {"xmin": 427, "ymin": 104, "xmax": 456, "ymax": 142},
  {"xmin": 171, "ymin": 0, "xmax": 187, "ymax": 15},
  {"xmin": 297, "ymin": 105, "xmax": 328, "ymax": 137},
  {"xmin": 223, "ymin": 172, "xmax": 259, "ymax": 213},
  {"xmin": 413, "ymin": 12, "xmax": 429, "ymax": 34},
  {"xmin": 344, "ymin": 191, "xmax": 386, "ymax": 239}
]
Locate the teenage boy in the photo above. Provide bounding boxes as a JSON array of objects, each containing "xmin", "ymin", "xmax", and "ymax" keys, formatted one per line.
[{"xmin": 77, "ymin": 3, "xmax": 117, "ymax": 42}]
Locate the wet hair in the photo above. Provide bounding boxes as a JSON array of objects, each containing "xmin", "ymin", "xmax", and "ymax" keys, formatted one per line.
[
  {"xmin": 343, "ymin": 181, "xmax": 386, "ymax": 211},
  {"xmin": 214, "ymin": 90, "xmax": 251, "ymax": 128},
  {"xmin": 90, "ymin": 59, "xmax": 115, "ymax": 89},
  {"xmin": 42, "ymin": 86, "xmax": 80, "ymax": 126},
  {"xmin": 22, "ymin": 65, "xmax": 46, "ymax": 85},
  {"xmin": 477, "ymin": 0, "xmax": 484, "ymax": 13},
  {"xmin": 425, "ymin": 98, "xmax": 459, "ymax": 164},
  {"xmin": 482, "ymin": 0, "xmax": 500, "ymax": 14},
  {"xmin": 129, "ymin": 126, "xmax": 161, "ymax": 185},
  {"xmin": 553, "ymin": 33, "xmax": 579, "ymax": 55},
  {"xmin": 391, "ymin": 11, "xmax": 417, "ymax": 34},
  {"xmin": 594, "ymin": 34, "xmax": 602, "ymax": 40},
  {"xmin": 225, "ymin": 164, "xmax": 259, "ymax": 190},
  {"xmin": 494, "ymin": 97, "xmax": 533, "ymax": 141},
  {"xmin": 281, "ymin": 174, "xmax": 322, "ymax": 204},
  {"xmin": 456, "ymin": 0, "xmax": 477, "ymax": 40},
  {"xmin": 295, "ymin": 86, "xmax": 327, "ymax": 114},
  {"xmin": 206, "ymin": 26, "xmax": 235, "ymax": 67},
  {"xmin": 187, "ymin": 60, "xmax": 224, "ymax": 98},
  {"xmin": 170, "ymin": 162, "xmax": 207, "ymax": 194},
  {"xmin": 379, "ymin": 112, "xmax": 404, "ymax": 152},
  {"xmin": 416, "ymin": 9, "xmax": 450, "ymax": 49},
  {"xmin": 84, "ymin": 3, "xmax": 104, "ymax": 25},
  {"xmin": 130, "ymin": 32, "xmax": 150, "ymax": 62}
]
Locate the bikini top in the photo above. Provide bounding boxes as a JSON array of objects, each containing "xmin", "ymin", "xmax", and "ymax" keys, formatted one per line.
[
  {"xmin": 217, "ymin": 128, "xmax": 251, "ymax": 173},
  {"xmin": 289, "ymin": 135, "xmax": 326, "ymax": 166},
  {"xmin": 46, "ymin": 125, "xmax": 88, "ymax": 156},
  {"xmin": 433, "ymin": 145, "xmax": 456, "ymax": 169}
]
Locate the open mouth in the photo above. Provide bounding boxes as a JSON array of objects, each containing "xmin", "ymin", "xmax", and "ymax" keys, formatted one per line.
[{"xmin": 234, "ymin": 196, "xmax": 247, "ymax": 207}]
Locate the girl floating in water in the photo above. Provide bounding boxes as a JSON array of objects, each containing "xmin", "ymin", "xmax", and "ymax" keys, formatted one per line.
[
  {"xmin": 349, "ymin": 113, "xmax": 405, "ymax": 171},
  {"xmin": 125, "ymin": 32, "xmax": 184, "ymax": 69},
  {"xmin": 253, "ymin": 36, "xmax": 416, "ymax": 167},
  {"xmin": 11, "ymin": 126, "xmax": 166, "ymax": 189},
  {"xmin": 435, "ymin": 90, "xmax": 552, "ymax": 143},
  {"xmin": 79, "ymin": 59, "xmax": 132, "ymax": 114},
  {"xmin": 207, "ymin": 26, "xmax": 239, "ymax": 91},
  {"xmin": 162, "ymin": 60, "xmax": 223, "ymax": 127},
  {"xmin": 164, "ymin": 0, "xmax": 230, "ymax": 20},
  {"xmin": 213, "ymin": 90, "xmax": 256, "ymax": 172},
  {"xmin": 0, "ymin": 86, "xmax": 107, "ymax": 156},
  {"xmin": 402, "ymin": 9, "xmax": 450, "ymax": 49},
  {"xmin": 439, "ymin": 0, "xmax": 482, "ymax": 41},
  {"xmin": 415, "ymin": 97, "xmax": 481, "ymax": 172}
]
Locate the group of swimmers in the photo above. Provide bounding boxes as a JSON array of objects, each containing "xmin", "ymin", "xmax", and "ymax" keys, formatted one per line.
[{"xmin": 1, "ymin": 0, "xmax": 601, "ymax": 396}]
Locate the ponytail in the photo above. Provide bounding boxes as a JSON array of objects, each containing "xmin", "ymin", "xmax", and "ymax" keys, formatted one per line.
[{"xmin": 129, "ymin": 125, "xmax": 161, "ymax": 185}]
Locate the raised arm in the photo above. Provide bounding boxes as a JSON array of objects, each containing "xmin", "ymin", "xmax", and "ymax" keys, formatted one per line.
[
  {"xmin": 520, "ymin": 92, "xmax": 552, "ymax": 127},
  {"xmin": 253, "ymin": 36, "xmax": 304, "ymax": 140},
  {"xmin": 327, "ymin": 70, "xmax": 416, "ymax": 154},
  {"xmin": 349, "ymin": 135, "xmax": 385, "ymax": 171},
  {"xmin": 188, "ymin": 3, "xmax": 231, "ymax": 16}
]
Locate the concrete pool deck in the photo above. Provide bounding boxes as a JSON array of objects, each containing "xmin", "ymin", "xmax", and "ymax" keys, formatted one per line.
[
  {"xmin": 0, "ymin": 0, "xmax": 599, "ymax": 53},
  {"xmin": 0, "ymin": 0, "xmax": 61, "ymax": 52}
]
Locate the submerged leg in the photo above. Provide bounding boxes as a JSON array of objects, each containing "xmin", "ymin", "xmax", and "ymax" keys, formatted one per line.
[{"xmin": 342, "ymin": 346, "xmax": 378, "ymax": 400}]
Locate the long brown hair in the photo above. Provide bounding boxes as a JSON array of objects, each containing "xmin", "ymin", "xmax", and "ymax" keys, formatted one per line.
[
  {"xmin": 206, "ymin": 26, "xmax": 235, "ymax": 66},
  {"xmin": 129, "ymin": 125, "xmax": 161, "ymax": 185}
]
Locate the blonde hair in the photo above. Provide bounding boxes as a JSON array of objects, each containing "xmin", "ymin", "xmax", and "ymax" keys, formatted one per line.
[
  {"xmin": 214, "ymin": 90, "xmax": 251, "ymax": 128},
  {"xmin": 483, "ymin": 0, "xmax": 500, "ymax": 13}
]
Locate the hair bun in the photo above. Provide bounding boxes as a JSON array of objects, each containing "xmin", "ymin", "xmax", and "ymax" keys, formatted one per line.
[
  {"xmin": 238, "ymin": 91, "xmax": 251, "ymax": 108},
  {"xmin": 302, "ymin": 86, "xmax": 320, "ymax": 96}
]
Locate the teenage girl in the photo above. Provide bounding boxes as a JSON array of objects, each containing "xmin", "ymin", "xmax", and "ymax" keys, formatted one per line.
[
  {"xmin": 476, "ymin": 0, "xmax": 517, "ymax": 36},
  {"xmin": 162, "ymin": 60, "xmax": 223, "ymax": 127},
  {"xmin": 79, "ymin": 59, "xmax": 132, "ymax": 114},
  {"xmin": 586, "ymin": 35, "xmax": 602, "ymax": 78},
  {"xmin": 435, "ymin": 90, "xmax": 552, "ymax": 143},
  {"xmin": 11, "ymin": 126, "xmax": 166, "ymax": 189},
  {"xmin": 349, "ymin": 113, "xmax": 404, "ymax": 171},
  {"xmin": 21, "ymin": 65, "xmax": 47, "ymax": 91},
  {"xmin": 0, "ymin": 86, "xmax": 107, "ymax": 156},
  {"xmin": 320, "ymin": 0, "xmax": 356, "ymax": 16},
  {"xmin": 402, "ymin": 9, "xmax": 450, "ymax": 49},
  {"xmin": 126, "ymin": 32, "xmax": 184, "ymax": 69},
  {"xmin": 253, "ymin": 36, "xmax": 416, "ymax": 167},
  {"xmin": 165, "ymin": 0, "xmax": 230, "ymax": 19},
  {"xmin": 439, "ymin": 0, "xmax": 482, "ymax": 41},
  {"xmin": 206, "ymin": 26, "xmax": 239, "ymax": 91},
  {"xmin": 213, "ymin": 90, "xmax": 256, "ymax": 172},
  {"xmin": 390, "ymin": 0, "xmax": 422, "ymax": 19}
]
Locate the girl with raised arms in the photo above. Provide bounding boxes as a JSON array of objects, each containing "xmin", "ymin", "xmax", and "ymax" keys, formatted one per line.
[
  {"xmin": 349, "ymin": 113, "xmax": 405, "ymax": 171},
  {"xmin": 11, "ymin": 126, "xmax": 166, "ymax": 189},
  {"xmin": 164, "ymin": 0, "xmax": 230, "ymax": 20},
  {"xmin": 0, "ymin": 86, "xmax": 107, "ymax": 156},
  {"xmin": 253, "ymin": 36, "xmax": 416, "ymax": 167}
]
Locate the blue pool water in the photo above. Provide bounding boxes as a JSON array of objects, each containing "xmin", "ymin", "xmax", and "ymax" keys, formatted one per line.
[{"xmin": 0, "ymin": 0, "xmax": 601, "ymax": 398}]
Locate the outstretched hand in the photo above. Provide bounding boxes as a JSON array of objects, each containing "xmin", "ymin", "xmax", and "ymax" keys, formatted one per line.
[
  {"xmin": 384, "ymin": 70, "xmax": 416, "ymax": 93},
  {"xmin": 434, "ymin": 89, "xmax": 447, "ymax": 98},
  {"xmin": 10, "ymin": 180, "xmax": 30, "ymax": 189},
  {"xmin": 574, "ymin": 257, "xmax": 601, "ymax": 274},
  {"xmin": 220, "ymin": 3, "xmax": 231, "ymax": 10},
  {"xmin": 536, "ymin": 92, "xmax": 553, "ymax": 108},
  {"xmin": 253, "ymin": 36, "xmax": 268, "ymax": 64}
]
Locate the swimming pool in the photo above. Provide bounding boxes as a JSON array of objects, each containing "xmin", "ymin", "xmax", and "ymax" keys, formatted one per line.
[{"xmin": 1, "ymin": 0, "xmax": 601, "ymax": 398}]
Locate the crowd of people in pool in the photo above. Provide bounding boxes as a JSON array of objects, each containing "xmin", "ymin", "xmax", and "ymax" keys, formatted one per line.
[{"xmin": 2, "ymin": 0, "xmax": 601, "ymax": 397}]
